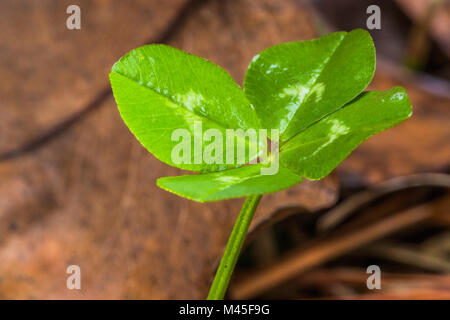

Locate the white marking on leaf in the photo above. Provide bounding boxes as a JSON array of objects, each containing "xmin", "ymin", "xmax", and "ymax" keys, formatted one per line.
[{"xmin": 176, "ymin": 90, "xmax": 206, "ymax": 114}]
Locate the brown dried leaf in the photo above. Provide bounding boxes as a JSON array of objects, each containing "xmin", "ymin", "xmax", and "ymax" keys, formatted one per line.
[{"xmin": 0, "ymin": 0, "xmax": 336, "ymax": 299}]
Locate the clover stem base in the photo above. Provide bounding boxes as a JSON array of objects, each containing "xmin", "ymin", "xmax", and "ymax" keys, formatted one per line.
[{"xmin": 207, "ymin": 194, "xmax": 262, "ymax": 300}]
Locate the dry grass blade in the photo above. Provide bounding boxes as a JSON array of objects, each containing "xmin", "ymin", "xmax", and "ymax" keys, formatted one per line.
[
  {"xmin": 229, "ymin": 197, "xmax": 447, "ymax": 299},
  {"xmin": 367, "ymin": 242, "xmax": 450, "ymax": 273},
  {"xmin": 317, "ymin": 173, "xmax": 450, "ymax": 232},
  {"xmin": 294, "ymin": 268, "xmax": 450, "ymax": 299}
]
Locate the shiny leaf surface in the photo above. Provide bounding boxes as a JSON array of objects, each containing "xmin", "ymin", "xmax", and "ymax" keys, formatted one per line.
[
  {"xmin": 157, "ymin": 163, "xmax": 302, "ymax": 202},
  {"xmin": 280, "ymin": 87, "xmax": 412, "ymax": 179},
  {"xmin": 110, "ymin": 44, "xmax": 262, "ymax": 172},
  {"xmin": 244, "ymin": 29, "xmax": 375, "ymax": 141}
]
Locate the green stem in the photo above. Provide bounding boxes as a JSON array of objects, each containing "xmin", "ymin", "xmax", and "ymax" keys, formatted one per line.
[{"xmin": 207, "ymin": 194, "xmax": 262, "ymax": 300}]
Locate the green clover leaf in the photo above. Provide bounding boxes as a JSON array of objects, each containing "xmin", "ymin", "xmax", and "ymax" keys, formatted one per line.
[
  {"xmin": 110, "ymin": 44, "xmax": 262, "ymax": 173},
  {"xmin": 109, "ymin": 29, "xmax": 413, "ymax": 300},
  {"xmin": 110, "ymin": 29, "xmax": 410, "ymax": 202}
]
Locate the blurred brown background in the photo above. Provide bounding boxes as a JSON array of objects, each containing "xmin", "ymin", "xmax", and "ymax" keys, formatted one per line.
[{"xmin": 0, "ymin": 0, "xmax": 449, "ymax": 299}]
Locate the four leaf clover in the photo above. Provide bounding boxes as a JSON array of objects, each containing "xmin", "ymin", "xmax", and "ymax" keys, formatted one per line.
[{"xmin": 109, "ymin": 29, "xmax": 412, "ymax": 202}]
